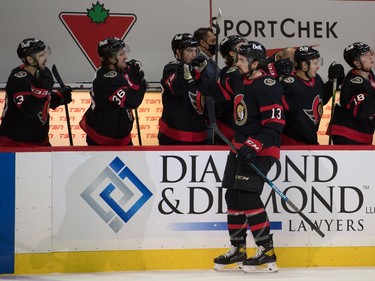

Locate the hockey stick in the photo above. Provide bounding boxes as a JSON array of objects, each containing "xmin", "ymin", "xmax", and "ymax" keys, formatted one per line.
[
  {"xmin": 205, "ymin": 96, "xmax": 325, "ymax": 238},
  {"xmin": 328, "ymin": 76, "xmax": 337, "ymax": 145},
  {"xmin": 212, "ymin": 8, "xmax": 222, "ymax": 80},
  {"xmin": 134, "ymin": 108, "xmax": 142, "ymax": 145},
  {"xmin": 51, "ymin": 64, "xmax": 73, "ymax": 146}
]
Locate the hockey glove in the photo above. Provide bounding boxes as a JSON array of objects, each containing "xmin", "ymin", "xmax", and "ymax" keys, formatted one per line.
[
  {"xmin": 32, "ymin": 68, "xmax": 54, "ymax": 94},
  {"xmin": 182, "ymin": 64, "xmax": 197, "ymax": 83},
  {"xmin": 57, "ymin": 86, "xmax": 73, "ymax": 104},
  {"xmin": 328, "ymin": 62, "xmax": 345, "ymax": 89},
  {"xmin": 268, "ymin": 58, "xmax": 293, "ymax": 78},
  {"xmin": 125, "ymin": 62, "xmax": 145, "ymax": 90},
  {"xmin": 127, "ymin": 59, "xmax": 142, "ymax": 69},
  {"xmin": 238, "ymin": 137, "xmax": 263, "ymax": 164},
  {"xmin": 190, "ymin": 56, "xmax": 208, "ymax": 73}
]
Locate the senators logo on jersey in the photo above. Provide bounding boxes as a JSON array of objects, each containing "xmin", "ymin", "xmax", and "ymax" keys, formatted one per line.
[
  {"xmin": 234, "ymin": 94, "xmax": 247, "ymax": 126},
  {"xmin": 303, "ymin": 95, "xmax": 323, "ymax": 125},
  {"xmin": 14, "ymin": 71, "xmax": 27, "ymax": 78},
  {"xmin": 350, "ymin": 77, "xmax": 363, "ymax": 84},
  {"xmin": 104, "ymin": 71, "xmax": 117, "ymax": 78}
]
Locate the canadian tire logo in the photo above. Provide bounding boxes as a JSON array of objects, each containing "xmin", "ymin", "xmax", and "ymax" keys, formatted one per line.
[{"xmin": 59, "ymin": 1, "xmax": 136, "ymax": 70}]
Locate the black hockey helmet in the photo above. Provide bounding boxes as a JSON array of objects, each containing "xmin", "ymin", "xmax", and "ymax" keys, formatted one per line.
[
  {"xmin": 236, "ymin": 41, "xmax": 266, "ymax": 69},
  {"xmin": 294, "ymin": 46, "xmax": 320, "ymax": 69},
  {"xmin": 343, "ymin": 42, "xmax": 374, "ymax": 68},
  {"xmin": 98, "ymin": 37, "xmax": 128, "ymax": 58},
  {"xmin": 171, "ymin": 33, "xmax": 198, "ymax": 54},
  {"xmin": 17, "ymin": 38, "xmax": 47, "ymax": 62},
  {"xmin": 219, "ymin": 35, "xmax": 247, "ymax": 59}
]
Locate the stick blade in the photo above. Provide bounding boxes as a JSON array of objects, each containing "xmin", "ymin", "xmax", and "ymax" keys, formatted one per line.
[{"xmin": 217, "ymin": 8, "xmax": 223, "ymax": 22}]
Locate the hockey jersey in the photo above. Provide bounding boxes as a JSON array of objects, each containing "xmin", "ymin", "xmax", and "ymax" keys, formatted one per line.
[
  {"xmin": 328, "ymin": 69, "xmax": 375, "ymax": 144},
  {"xmin": 233, "ymin": 71, "xmax": 285, "ymax": 159},
  {"xmin": 158, "ymin": 61, "xmax": 208, "ymax": 144},
  {"xmin": 79, "ymin": 66, "xmax": 146, "ymax": 145},
  {"xmin": 0, "ymin": 65, "xmax": 64, "ymax": 146},
  {"xmin": 281, "ymin": 73, "xmax": 331, "ymax": 145}
]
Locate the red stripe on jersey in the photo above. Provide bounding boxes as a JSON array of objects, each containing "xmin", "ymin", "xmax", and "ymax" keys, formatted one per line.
[
  {"xmin": 260, "ymin": 104, "xmax": 283, "ymax": 113},
  {"xmin": 244, "ymin": 208, "xmax": 265, "ymax": 216},
  {"xmin": 249, "ymin": 221, "xmax": 270, "ymax": 232},
  {"xmin": 261, "ymin": 117, "xmax": 285, "ymax": 126},
  {"xmin": 227, "ymin": 209, "xmax": 246, "ymax": 215},
  {"xmin": 258, "ymin": 146, "xmax": 280, "ymax": 158},
  {"xmin": 79, "ymin": 116, "xmax": 132, "ymax": 145},
  {"xmin": 227, "ymin": 223, "xmax": 248, "ymax": 230},
  {"xmin": 329, "ymin": 124, "xmax": 373, "ymax": 144},
  {"xmin": 217, "ymin": 80, "xmax": 233, "ymax": 101},
  {"xmin": 282, "ymin": 95, "xmax": 289, "ymax": 111},
  {"xmin": 165, "ymin": 73, "xmax": 177, "ymax": 95},
  {"xmin": 217, "ymin": 120, "xmax": 234, "ymax": 141},
  {"xmin": 281, "ymin": 134, "xmax": 308, "ymax": 145},
  {"xmin": 158, "ymin": 119, "xmax": 207, "ymax": 142},
  {"xmin": 0, "ymin": 136, "xmax": 50, "ymax": 147}
]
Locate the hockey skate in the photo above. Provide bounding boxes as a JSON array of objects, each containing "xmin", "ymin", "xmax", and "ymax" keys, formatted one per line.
[
  {"xmin": 242, "ymin": 240, "xmax": 278, "ymax": 273},
  {"xmin": 213, "ymin": 244, "xmax": 247, "ymax": 271}
]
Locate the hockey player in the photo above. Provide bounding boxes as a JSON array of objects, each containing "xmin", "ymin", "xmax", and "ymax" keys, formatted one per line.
[
  {"xmin": 214, "ymin": 37, "xmax": 295, "ymax": 144},
  {"xmin": 280, "ymin": 46, "xmax": 345, "ymax": 145},
  {"xmin": 158, "ymin": 33, "xmax": 209, "ymax": 145},
  {"xmin": 327, "ymin": 42, "xmax": 375, "ymax": 144},
  {"xmin": 213, "ymin": 35, "xmax": 248, "ymax": 143},
  {"xmin": 213, "ymin": 41, "xmax": 285, "ymax": 273},
  {"xmin": 79, "ymin": 37, "xmax": 146, "ymax": 146},
  {"xmin": 0, "ymin": 38, "xmax": 72, "ymax": 146}
]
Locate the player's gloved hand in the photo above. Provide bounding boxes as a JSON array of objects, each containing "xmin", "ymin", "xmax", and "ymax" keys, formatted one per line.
[
  {"xmin": 182, "ymin": 64, "xmax": 197, "ymax": 83},
  {"xmin": 268, "ymin": 58, "xmax": 293, "ymax": 78},
  {"xmin": 125, "ymin": 61, "xmax": 145, "ymax": 90},
  {"xmin": 190, "ymin": 56, "xmax": 208, "ymax": 74},
  {"xmin": 57, "ymin": 86, "xmax": 73, "ymax": 104},
  {"xmin": 237, "ymin": 137, "xmax": 263, "ymax": 164},
  {"xmin": 32, "ymin": 68, "xmax": 54, "ymax": 95},
  {"xmin": 328, "ymin": 62, "xmax": 345, "ymax": 89}
]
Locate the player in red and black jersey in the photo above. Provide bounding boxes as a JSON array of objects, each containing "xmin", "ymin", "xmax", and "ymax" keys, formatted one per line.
[
  {"xmin": 327, "ymin": 42, "xmax": 375, "ymax": 145},
  {"xmin": 0, "ymin": 38, "xmax": 72, "ymax": 147},
  {"xmin": 280, "ymin": 46, "xmax": 344, "ymax": 145},
  {"xmin": 79, "ymin": 37, "xmax": 146, "ymax": 146},
  {"xmin": 158, "ymin": 33, "xmax": 209, "ymax": 145},
  {"xmin": 214, "ymin": 36, "xmax": 294, "ymax": 145},
  {"xmin": 214, "ymin": 41, "xmax": 285, "ymax": 273}
]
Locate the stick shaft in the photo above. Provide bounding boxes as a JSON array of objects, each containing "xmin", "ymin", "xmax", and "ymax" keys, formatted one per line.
[
  {"xmin": 329, "ymin": 78, "xmax": 337, "ymax": 145},
  {"xmin": 51, "ymin": 65, "xmax": 73, "ymax": 146},
  {"xmin": 134, "ymin": 109, "xmax": 142, "ymax": 146}
]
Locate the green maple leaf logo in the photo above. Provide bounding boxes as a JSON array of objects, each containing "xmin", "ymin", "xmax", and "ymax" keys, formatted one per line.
[{"xmin": 87, "ymin": 1, "xmax": 109, "ymax": 24}]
